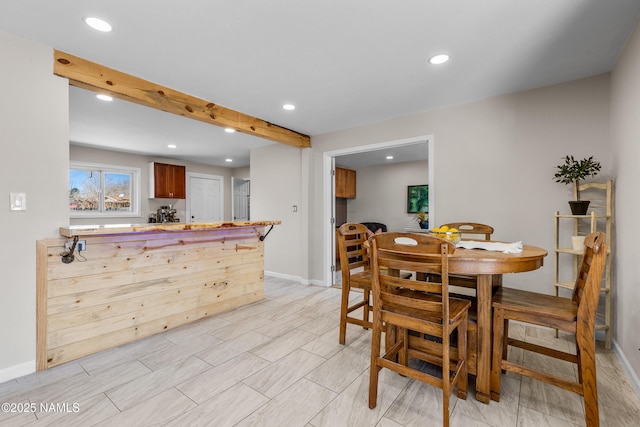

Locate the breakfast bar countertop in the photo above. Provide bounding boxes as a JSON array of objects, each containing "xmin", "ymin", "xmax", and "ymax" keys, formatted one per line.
[{"xmin": 59, "ymin": 220, "xmax": 281, "ymax": 237}]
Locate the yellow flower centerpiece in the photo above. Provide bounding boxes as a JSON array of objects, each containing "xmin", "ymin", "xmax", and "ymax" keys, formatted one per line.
[
  {"xmin": 429, "ymin": 225, "xmax": 461, "ymax": 244},
  {"xmin": 413, "ymin": 211, "xmax": 429, "ymax": 229}
]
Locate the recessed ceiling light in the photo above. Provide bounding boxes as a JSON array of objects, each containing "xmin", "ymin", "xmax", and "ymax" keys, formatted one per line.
[
  {"xmin": 283, "ymin": 104, "xmax": 296, "ymax": 111},
  {"xmin": 167, "ymin": 144, "xmax": 177, "ymax": 149},
  {"xmin": 96, "ymin": 94, "xmax": 113, "ymax": 101},
  {"xmin": 225, "ymin": 158, "xmax": 233, "ymax": 162},
  {"xmin": 386, "ymin": 155, "xmax": 394, "ymax": 160},
  {"xmin": 428, "ymin": 54, "xmax": 450, "ymax": 65},
  {"xmin": 225, "ymin": 128, "xmax": 236, "ymax": 133},
  {"xmin": 83, "ymin": 16, "xmax": 112, "ymax": 32}
]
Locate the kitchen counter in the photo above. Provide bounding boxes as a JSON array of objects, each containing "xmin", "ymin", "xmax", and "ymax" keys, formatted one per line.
[
  {"xmin": 60, "ymin": 220, "xmax": 281, "ymax": 237},
  {"xmin": 37, "ymin": 220, "xmax": 280, "ymax": 370}
]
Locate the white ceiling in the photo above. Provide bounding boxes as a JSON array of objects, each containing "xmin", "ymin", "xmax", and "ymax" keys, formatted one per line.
[
  {"xmin": 68, "ymin": 86, "xmax": 274, "ymax": 167},
  {"xmin": 1, "ymin": 1, "xmax": 639, "ymax": 168},
  {"xmin": 335, "ymin": 142, "xmax": 428, "ymax": 170}
]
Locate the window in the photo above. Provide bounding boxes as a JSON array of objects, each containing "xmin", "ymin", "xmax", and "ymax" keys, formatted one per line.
[{"xmin": 69, "ymin": 162, "xmax": 140, "ymax": 217}]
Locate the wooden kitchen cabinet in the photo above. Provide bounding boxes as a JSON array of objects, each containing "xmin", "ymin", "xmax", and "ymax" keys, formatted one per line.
[
  {"xmin": 149, "ymin": 162, "xmax": 186, "ymax": 199},
  {"xmin": 335, "ymin": 167, "xmax": 356, "ymax": 198}
]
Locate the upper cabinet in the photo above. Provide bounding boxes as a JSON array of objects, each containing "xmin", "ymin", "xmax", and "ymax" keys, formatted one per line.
[
  {"xmin": 149, "ymin": 162, "xmax": 186, "ymax": 199},
  {"xmin": 335, "ymin": 167, "xmax": 356, "ymax": 199}
]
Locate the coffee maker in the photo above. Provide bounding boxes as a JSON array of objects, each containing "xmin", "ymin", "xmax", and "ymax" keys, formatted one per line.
[
  {"xmin": 156, "ymin": 206, "xmax": 168, "ymax": 223},
  {"xmin": 156, "ymin": 205, "xmax": 179, "ymax": 223},
  {"xmin": 166, "ymin": 205, "xmax": 178, "ymax": 222}
]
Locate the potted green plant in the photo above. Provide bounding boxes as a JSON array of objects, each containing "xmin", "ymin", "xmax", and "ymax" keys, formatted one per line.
[
  {"xmin": 553, "ymin": 155, "xmax": 601, "ymax": 215},
  {"xmin": 414, "ymin": 211, "xmax": 429, "ymax": 229}
]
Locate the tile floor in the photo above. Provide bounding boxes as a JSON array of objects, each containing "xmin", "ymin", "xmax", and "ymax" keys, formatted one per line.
[{"xmin": 1, "ymin": 276, "xmax": 639, "ymax": 426}]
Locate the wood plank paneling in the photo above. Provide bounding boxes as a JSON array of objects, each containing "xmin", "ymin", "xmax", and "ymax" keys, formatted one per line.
[{"xmin": 37, "ymin": 227, "xmax": 267, "ymax": 369}]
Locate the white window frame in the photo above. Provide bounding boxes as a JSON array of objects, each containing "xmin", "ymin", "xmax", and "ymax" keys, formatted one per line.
[{"xmin": 69, "ymin": 161, "xmax": 141, "ymax": 218}]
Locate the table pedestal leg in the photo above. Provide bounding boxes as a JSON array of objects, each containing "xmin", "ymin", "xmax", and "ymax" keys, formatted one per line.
[{"xmin": 475, "ymin": 274, "xmax": 496, "ymax": 403}]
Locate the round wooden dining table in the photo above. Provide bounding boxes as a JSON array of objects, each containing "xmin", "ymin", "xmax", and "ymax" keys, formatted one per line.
[{"xmin": 447, "ymin": 243, "xmax": 548, "ymax": 403}]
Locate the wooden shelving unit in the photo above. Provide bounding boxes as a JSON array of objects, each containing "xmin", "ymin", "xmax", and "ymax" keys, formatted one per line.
[{"xmin": 553, "ymin": 180, "xmax": 613, "ymax": 348}]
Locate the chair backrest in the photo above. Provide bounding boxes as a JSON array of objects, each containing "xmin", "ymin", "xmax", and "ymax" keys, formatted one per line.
[
  {"xmin": 337, "ymin": 223, "xmax": 371, "ymax": 281},
  {"xmin": 370, "ymin": 233, "xmax": 455, "ymax": 328},
  {"xmin": 572, "ymin": 232, "xmax": 607, "ymax": 334},
  {"xmin": 441, "ymin": 222, "xmax": 494, "ymax": 240}
]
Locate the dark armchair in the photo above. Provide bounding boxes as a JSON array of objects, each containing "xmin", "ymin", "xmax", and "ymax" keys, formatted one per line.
[{"xmin": 360, "ymin": 222, "xmax": 387, "ymax": 234}]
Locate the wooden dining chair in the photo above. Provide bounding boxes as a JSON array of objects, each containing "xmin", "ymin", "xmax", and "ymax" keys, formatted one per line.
[
  {"xmin": 436, "ymin": 222, "xmax": 494, "ymax": 289},
  {"xmin": 441, "ymin": 222, "xmax": 494, "ymax": 241},
  {"xmin": 427, "ymin": 222, "xmax": 494, "ymax": 377},
  {"xmin": 337, "ymin": 223, "xmax": 373, "ymax": 345},
  {"xmin": 490, "ymin": 232, "xmax": 607, "ymax": 427},
  {"xmin": 441, "ymin": 222, "xmax": 494, "ymax": 285},
  {"xmin": 368, "ymin": 233, "xmax": 470, "ymax": 427}
]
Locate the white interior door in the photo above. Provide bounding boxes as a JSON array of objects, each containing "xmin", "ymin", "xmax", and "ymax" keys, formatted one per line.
[
  {"xmin": 232, "ymin": 178, "xmax": 250, "ymax": 221},
  {"xmin": 188, "ymin": 174, "xmax": 222, "ymax": 222}
]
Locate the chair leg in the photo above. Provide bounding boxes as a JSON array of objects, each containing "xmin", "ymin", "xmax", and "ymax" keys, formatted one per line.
[
  {"xmin": 339, "ymin": 281, "xmax": 351, "ymax": 345},
  {"xmin": 457, "ymin": 315, "xmax": 468, "ymax": 400},
  {"xmin": 501, "ymin": 318, "xmax": 509, "ymax": 373},
  {"xmin": 577, "ymin": 336, "xmax": 599, "ymax": 427},
  {"xmin": 490, "ymin": 307, "xmax": 505, "ymax": 402},
  {"xmin": 442, "ymin": 329, "xmax": 451, "ymax": 427},
  {"xmin": 502, "ymin": 319, "xmax": 509, "ymax": 374},
  {"xmin": 368, "ymin": 318, "xmax": 383, "ymax": 409},
  {"xmin": 363, "ymin": 288, "xmax": 370, "ymax": 330},
  {"xmin": 399, "ymin": 328, "xmax": 408, "ymax": 367},
  {"xmin": 385, "ymin": 324, "xmax": 395, "ymax": 355},
  {"xmin": 576, "ymin": 340, "xmax": 583, "ymax": 385},
  {"xmin": 443, "ymin": 389, "xmax": 450, "ymax": 427}
]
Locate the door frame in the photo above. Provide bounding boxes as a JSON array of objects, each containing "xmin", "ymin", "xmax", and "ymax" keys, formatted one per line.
[
  {"xmin": 186, "ymin": 172, "xmax": 224, "ymax": 222},
  {"xmin": 322, "ymin": 135, "xmax": 434, "ymax": 287}
]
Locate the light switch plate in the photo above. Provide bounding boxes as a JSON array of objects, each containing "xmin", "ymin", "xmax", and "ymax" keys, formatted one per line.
[{"xmin": 10, "ymin": 193, "xmax": 26, "ymax": 211}]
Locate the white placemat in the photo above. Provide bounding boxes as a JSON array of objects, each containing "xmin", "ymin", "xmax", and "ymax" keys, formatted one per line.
[{"xmin": 456, "ymin": 240, "xmax": 523, "ymax": 254}]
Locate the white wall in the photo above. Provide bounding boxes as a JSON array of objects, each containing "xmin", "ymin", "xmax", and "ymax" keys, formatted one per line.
[
  {"xmin": 250, "ymin": 143, "xmax": 310, "ymax": 283},
  {"xmin": 0, "ymin": 31, "xmax": 69, "ymax": 379},
  {"xmin": 69, "ymin": 145, "xmax": 235, "ymax": 223},
  {"xmin": 346, "ymin": 160, "xmax": 428, "ymax": 231},
  {"xmin": 611, "ymin": 20, "xmax": 640, "ymax": 380},
  {"xmin": 233, "ymin": 166, "xmax": 250, "ymax": 180}
]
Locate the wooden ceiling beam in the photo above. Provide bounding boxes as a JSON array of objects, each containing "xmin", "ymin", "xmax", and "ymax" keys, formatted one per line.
[{"xmin": 53, "ymin": 49, "xmax": 311, "ymax": 149}]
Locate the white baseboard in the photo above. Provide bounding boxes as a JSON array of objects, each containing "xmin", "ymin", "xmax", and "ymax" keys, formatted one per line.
[
  {"xmin": 264, "ymin": 271, "xmax": 310, "ymax": 285},
  {"xmin": 613, "ymin": 339, "xmax": 640, "ymax": 398},
  {"xmin": 264, "ymin": 271, "xmax": 330, "ymax": 287},
  {"xmin": 308, "ymin": 278, "xmax": 330, "ymax": 287},
  {"xmin": 0, "ymin": 360, "xmax": 35, "ymax": 384}
]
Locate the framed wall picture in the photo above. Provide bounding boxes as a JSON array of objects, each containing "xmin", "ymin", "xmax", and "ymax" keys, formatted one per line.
[{"xmin": 407, "ymin": 185, "xmax": 428, "ymax": 213}]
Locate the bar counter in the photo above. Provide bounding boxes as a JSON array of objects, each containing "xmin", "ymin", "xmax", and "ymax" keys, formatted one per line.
[
  {"xmin": 37, "ymin": 220, "xmax": 280, "ymax": 370},
  {"xmin": 60, "ymin": 220, "xmax": 281, "ymax": 237}
]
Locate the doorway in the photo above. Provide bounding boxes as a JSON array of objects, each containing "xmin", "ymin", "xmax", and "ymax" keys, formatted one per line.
[
  {"xmin": 323, "ymin": 135, "xmax": 434, "ymax": 286},
  {"xmin": 187, "ymin": 173, "xmax": 223, "ymax": 223}
]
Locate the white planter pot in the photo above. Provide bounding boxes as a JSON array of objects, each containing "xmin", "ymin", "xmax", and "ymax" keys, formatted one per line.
[{"xmin": 571, "ymin": 235, "xmax": 586, "ymax": 251}]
